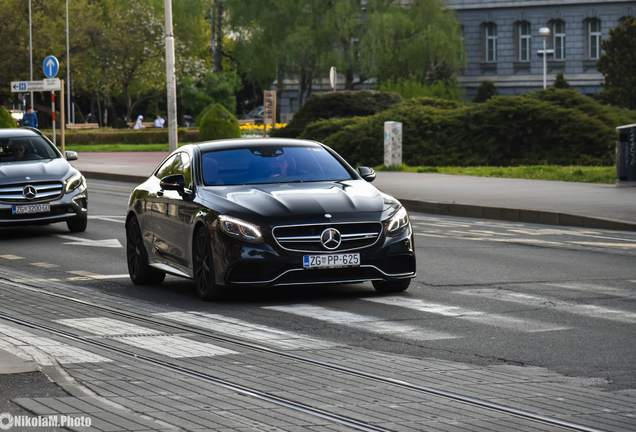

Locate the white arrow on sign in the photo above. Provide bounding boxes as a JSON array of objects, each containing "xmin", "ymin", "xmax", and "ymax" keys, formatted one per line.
[
  {"xmin": 55, "ymin": 234, "xmax": 122, "ymax": 248},
  {"xmin": 45, "ymin": 58, "xmax": 56, "ymax": 76}
]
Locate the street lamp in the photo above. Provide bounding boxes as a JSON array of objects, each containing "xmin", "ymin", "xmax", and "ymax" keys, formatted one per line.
[{"xmin": 539, "ymin": 27, "xmax": 551, "ymax": 89}]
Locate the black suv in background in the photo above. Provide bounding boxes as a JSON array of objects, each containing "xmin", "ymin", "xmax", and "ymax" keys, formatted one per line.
[{"xmin": 0, "ymin": 128, "xmax": 88, "ymax": 232}]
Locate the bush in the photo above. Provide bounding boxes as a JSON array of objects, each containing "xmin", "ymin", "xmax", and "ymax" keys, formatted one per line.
[
  {"xmin": 472, "ymin": 80, "xmax": 499, "ymax": 103},
  {"xmin": 42, "ymin": 128, "xmax": 199, "ymax": 145},
  {"xmin": 198, "ymin": 103, "xmax": 241, "ymax": 141},
  {"xmin": 0, "ymin": 106, "xmax": 17, "ymax": 128},
  {"xmin": 379, "ymin": 78, "xmax": 466, "ymax": 102},
  {"xmin": 270, "ymin": 90, "xmax": 403, "ymax": 138},
  {"xmin": 310, "ymin": 89, "xmax": 635, "ymax": 167}
]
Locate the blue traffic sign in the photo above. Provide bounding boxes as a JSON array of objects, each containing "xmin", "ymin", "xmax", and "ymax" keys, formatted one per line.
[{"xmin": 43, "ymin": 56, "xmax": 59, "ymax": 78}]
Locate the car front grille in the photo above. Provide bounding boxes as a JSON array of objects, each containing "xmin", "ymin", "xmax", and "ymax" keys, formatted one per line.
[
  {"xmin": 273, "ymin": 222, "xmax": 383, "ymax": 252},
  {"xmin": 275, "ymin": 266, "xmax": 383, "ymax": 285},
  {"xmin": 0, "ymin": 181, "xmax": 64, "ymax": 203}
]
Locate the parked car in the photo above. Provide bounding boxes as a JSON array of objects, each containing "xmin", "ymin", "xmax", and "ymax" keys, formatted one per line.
[
  {"xmin": 126, "ymin": 138, "xmax": 415, "ymax": 300},
  {"xmin": 239, "ymin": 106, "xmax": 264, "ymax": 124},
  {"xmin": 0, "ymin": 128, "xmax": 88, "ymax": 232}
]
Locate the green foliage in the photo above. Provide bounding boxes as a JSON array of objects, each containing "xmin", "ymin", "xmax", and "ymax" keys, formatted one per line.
[
  {"xmin": 552, "ymin": 72, "xmax": 571, "ymax": 89},
  {"xmin": 0, "ymin": 107, "xmax": 16, "ymax": 128},
  {"xmin": 42, "ymin": 128, "xmax": 199, "ymax": 145},
  {"xmin": 379, "ymin": 78, "xmax": 465, "ymax": 101},
  {"xmin": 182, "ymin": 71, "xmax": 243, "ymax": 120},
  {"xmin": 596, "ymin": 17, "xmax": 636, "ymax": 110},
  {"xmin": 271, "ymin": 90, "xmax": 403, "ymax": 138},
  {"xmin": 472, "ymin": 80, "xmax": 499, "ymax": 103},
  {"xmin": 198, "ymin": 104, "xmax": 241, "ymax": 141},
  {"xmin": 309, "ymin": 89, "xmax": 636, "ymax": 167}
]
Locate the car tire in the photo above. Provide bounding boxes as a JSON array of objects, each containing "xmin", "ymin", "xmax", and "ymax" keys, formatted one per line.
[
  {"xmin": 372, "ymin": 279, "xmax": 411, "ymax": 293},
  {"xmin": 66, "ymin": 214, "xmax": 88, "ymax": 232},
  {"xmin": 193, "ymin": 226, "xmax": 224, "ymax": 301},
  {"xmin": 126, "ymin": 216, "xmax": 165, "ymax": 285}
]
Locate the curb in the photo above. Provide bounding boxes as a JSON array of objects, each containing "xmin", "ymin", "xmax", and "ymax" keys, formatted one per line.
[{"xmin": 81, "ymin": 171, "xmax": 636, "ymax": 233}]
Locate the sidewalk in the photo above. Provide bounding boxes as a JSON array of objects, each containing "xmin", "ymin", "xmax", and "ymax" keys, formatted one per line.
[{"xmin": 70, "ymin": 151, "xmax": 636, "ymax": 232}]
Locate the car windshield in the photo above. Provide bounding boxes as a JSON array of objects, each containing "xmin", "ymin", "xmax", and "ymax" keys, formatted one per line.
[
  {"xmin": 201, "ymin": 145, "xmax": 353, "ymax": 186},
  {"xmin": 0, "ymin": 136, "xmax": 59, "ymax": 163}
]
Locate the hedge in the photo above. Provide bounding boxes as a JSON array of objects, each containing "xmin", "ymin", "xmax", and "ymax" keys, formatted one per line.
[
  {"xmin": 198, "ymin": 103, "xmax": 241, "ymax": 141},
  {"xmin": 299, "ymin": 90, "xmax": 636, "ymax": 167},
  {"xmin": 42, "ymin": 128, "xmax": 199, "ymax": 145},
  {"xmin": 0, "ymin": 106, "xmax": 17, "ymax": 128},
  {"xmin": 271, "ymin": 90, "xmax": 403, "ymax": 138}
]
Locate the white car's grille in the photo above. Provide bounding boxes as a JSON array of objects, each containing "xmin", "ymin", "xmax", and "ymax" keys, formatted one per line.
[{"xmin": 0, "ymin": 181, "xmax": 64, "ymax": 203}]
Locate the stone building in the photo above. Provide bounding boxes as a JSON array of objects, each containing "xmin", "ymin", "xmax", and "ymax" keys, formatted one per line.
[{"xmin": 452, "ymin": 0, "xmax": 634, "ymax": 99}]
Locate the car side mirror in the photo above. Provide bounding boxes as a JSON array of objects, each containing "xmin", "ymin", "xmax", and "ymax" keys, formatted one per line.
[
  {"xmin": 65, "ymin": 151, "xmax": 78, "ymax": 161},
  {"xmin": 358, "ymin": 166, "xmax": 376, "ymax": 182},
  {"xmin": 160, "ymin": 174, "xmax": 186, "ymax": 195}
]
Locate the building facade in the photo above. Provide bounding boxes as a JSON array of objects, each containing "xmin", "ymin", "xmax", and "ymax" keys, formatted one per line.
[{"xmin": 451, "ymin": 0, "xmax": 635, "ymax": 99}]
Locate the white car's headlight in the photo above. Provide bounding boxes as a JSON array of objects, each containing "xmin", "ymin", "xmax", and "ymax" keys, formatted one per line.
[
  {"xmin": 65, "ymin": 172, "xmax": 86, "ymax": 193},
  {"xmin": 218, "ymin": 215, "xmax": 263, "ymax": 243},
  {"xmin": 387, "ymin": 206, "xmax": 409, "ymax": 236}
]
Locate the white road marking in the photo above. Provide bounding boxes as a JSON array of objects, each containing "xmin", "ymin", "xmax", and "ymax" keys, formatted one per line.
[
  {"xmin": 0, "ymin": 255, "xmax": 24, "ymax": 260},
  {"xmin": 57, "ymin": 317, "xmax": 238, "ymax": 358},
  {"xmin": 66, "ymin": 271, "xmax": 129, "ymax": 280},
  {"xmin": 263, "ymin": 304, "xmax": 459, "ymax": 341},
  {"xmin": 155, "ymin": 311, "xmax": 338, "ymax": 350},
  {"xmin": 568, "ymin": 241, "xmax": 636, "ymax": 248},
  {"xmin": 543, "ymin": 282, "xmax": 636, "ymax": 298},
  {"xmin": 55, "ymin": 234, "xmax": 122, "ymax": 248},
  {"xmin": 0, "ymin": 322, "xmax": 111, "ymax": 365},
  {"xmin": 363, "ymin": 297, "xmax": 570, "ymax": 332},
  {"xmin": 29, "ymin": 262, "xmax": 59, "ymax": 268},
  {"xmin": 459, "ymin": 289, "xmax": 636, "ymax": 324},
  {"xmin": 88, "ymin": 216, "xmax": 126, "ymax": 224}
]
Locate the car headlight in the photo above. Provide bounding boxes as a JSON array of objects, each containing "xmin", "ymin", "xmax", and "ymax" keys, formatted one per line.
[
  {"xmin": 65, "ymin": 172, "xmax": 86, "ymax": 194},
  {"xmin": 218, "ymin": 215, "xmax": 263, "ymax": 243},
  {"xmin": 387, "ymin": 206, "xmax": 409, "ymax": 236}
]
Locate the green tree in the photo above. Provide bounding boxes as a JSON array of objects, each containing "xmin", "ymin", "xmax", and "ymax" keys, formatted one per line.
[
  {"xmin": 596, "ymin": 17, "xmax": 636, "ymax": 110},
  {"xmin": 361, "ymin": 0, "xmax": 465, "ymax": 85},
  {"xmin": 181, "ymin": 71, "xmax": 242, "ymax": 118},
  {"xmin": 472, "ymin": 80, "xmax": 499, "ymax": 103},
  {"xmin": 552, "ymin": 72, "xmax": 571, "ymax": 89}
]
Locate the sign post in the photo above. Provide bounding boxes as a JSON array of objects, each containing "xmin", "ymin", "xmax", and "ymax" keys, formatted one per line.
[
  {"xmin": 263, "ymin": 90, "xmax": 277, "ymax": 138},
  {"xmin": 330, "ymin": 67, "xmax": 337, "ymax": 92},
  {"xmin": 60, "ymin": 80, "xmax": 65, "ymax": 154},
  {"xmin": 44, "ymin": 56, "xmax": 60, "ymax": 146},
  {"xmin": 384, "ymin": 121, "xmax": 402, "ymax": 167}
]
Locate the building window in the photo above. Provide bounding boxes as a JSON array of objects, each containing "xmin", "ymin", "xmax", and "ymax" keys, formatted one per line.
[
  {"xmin": 486, "ymin": 24, "xmax": 497, "ymax": 62},
  {"xmin": 553, "ymin": 20, "xmax": 566, "ymax": 60},
  {"xmin": 519, "ymin": 22, "xmax": 531, "ymax": 61},
  {"xmin": 589, "ymin": 19, "xmax": 601, "ymax": 59}
]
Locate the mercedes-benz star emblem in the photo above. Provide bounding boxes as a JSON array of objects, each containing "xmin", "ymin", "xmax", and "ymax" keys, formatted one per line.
[
  {"xmin": 23, "ymin": 185, "xmax": 37, "ymax": 200},
  {"xmin": 320, "ymin": 228, "xmax": 341, "ymax": 250}
]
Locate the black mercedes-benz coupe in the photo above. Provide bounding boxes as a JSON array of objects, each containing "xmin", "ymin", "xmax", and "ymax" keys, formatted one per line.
[
  {"xmin": 126, "ymin": 138, "xmax": 415, "ymax": 300},
  {"xmin": 0, "ymin": 128, "xmax": 88, "ymax": 232}
]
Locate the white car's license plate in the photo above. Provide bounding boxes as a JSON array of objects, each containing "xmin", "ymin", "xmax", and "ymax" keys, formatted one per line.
[
  {"xmin": 12, "ymin": 203, "xmax": 51, "ymax": 215},
  {"xmin": 303, "ymin": 253, "xmax": 360, "ymax": 268}
]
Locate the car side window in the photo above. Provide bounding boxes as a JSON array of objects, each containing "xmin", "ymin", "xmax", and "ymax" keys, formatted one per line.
[{"xmin": 155, "ymin": 152, "xmax": 192, "ymax": 187}]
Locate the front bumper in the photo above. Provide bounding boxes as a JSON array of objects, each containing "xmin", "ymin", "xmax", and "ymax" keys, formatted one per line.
[
  {"xmin": 216, "ymin": 227, "xmax": 416, "ymax": 287},
  {"xmin": 0, "ymin": 190, "xmax": 88, "ymax": 227}
]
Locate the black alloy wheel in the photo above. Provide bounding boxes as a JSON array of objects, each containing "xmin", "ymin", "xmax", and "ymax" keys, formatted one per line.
[
  {"xmin": 372, "ymin": 278, "xmax": 411, "ymax": 293},
  {"xmin": 194, "ymin": 226, "xmax": 224, "ymax": 301},
  {"xmin": 126, "ymin": 216, "xmax": 165, "ymax": 285}
]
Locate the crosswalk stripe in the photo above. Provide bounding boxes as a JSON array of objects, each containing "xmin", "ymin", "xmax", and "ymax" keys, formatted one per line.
[
  {"xmin": 543, "ymin": 282, "xmax": 636, "ymax": 298},
  {"xmin": 363, "ymin": 297, "xmax": 570, "ymax": 333},
  {"xmin": 155, "ymin": 311, "xmax": 338, "ymax": 350},
  {"xmin": 263, "ymin": 304, "xmax": 459, "ymax": 341},
  {"xmin": 0, "ymin": 322, "xmax": 111, "ymax": 365},
  {"xmin": 458, "ymin": 289, "xmax": 636, "ymax": 324},
  {"xmin": 57, "ymin": 317, "xmax": 238, "ymax": 358}
]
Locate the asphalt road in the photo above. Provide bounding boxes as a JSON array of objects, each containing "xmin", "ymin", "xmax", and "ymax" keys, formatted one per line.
[{"xmin": 1, "ymin": 178, "xmax": 635, "ymax": 394}]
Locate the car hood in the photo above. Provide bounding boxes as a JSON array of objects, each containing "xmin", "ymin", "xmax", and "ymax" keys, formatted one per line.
[
  {"xmin": 199, "ymin": 180, "xmax": 398, "ymax": 220},
  {"xmin": 0, "ymin": 158, "xmax": 75, "ymax": 183}
]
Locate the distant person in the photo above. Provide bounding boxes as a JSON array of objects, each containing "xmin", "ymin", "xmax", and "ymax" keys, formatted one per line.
[
  {"xmin": 154, "ymin": 115, "xmax": 165, "ymax": 128},
  {"xmin": 133, "ymin": 115, "xmax": 145, "ymax": 129},
  {"xmin": 20, "ymin": 106, "xmax": 38, "ymax": 129}
]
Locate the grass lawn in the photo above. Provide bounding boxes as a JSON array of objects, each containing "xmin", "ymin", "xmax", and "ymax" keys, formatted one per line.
[
  {"xmin": 65, "ymin": 143, "xmax": 180, "ymax": 152},
  {"xmin": 376, "ymin": 164, "xmax": 617, "ymax": 184}
]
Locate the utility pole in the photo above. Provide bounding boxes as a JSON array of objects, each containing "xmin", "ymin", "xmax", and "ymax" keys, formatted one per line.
[{"xmin": 165, "ymin": 0, "xmax": 178, "ymax": 152}]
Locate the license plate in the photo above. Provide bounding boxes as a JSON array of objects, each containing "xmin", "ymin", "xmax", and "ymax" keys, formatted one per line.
[
  {"xmin": 12, "ymin": 203, "xmax": 51, "ymax": 215},
  {"xmin": 303, "ymin": 253, "xmax": 360, "ymax": 268}
]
